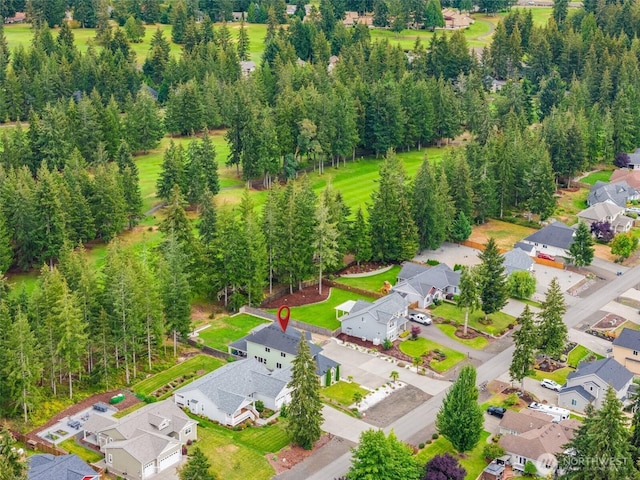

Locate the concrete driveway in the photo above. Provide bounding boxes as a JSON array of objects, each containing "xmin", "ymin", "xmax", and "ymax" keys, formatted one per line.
[
  {"xmin": 532, "ymin": 265, "xmax": 584, "ymax": 305},
  {"xmin": 495, "ymin": 372, "xmax": 560, "ymax": 405}
]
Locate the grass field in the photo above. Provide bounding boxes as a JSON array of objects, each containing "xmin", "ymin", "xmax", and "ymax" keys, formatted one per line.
[
  {"xmin": 437, "ymin": 323, "xmax": 489, "ymax": 350},
  {"xmin": 399, "ymin": 337, "xmax": 465, "ymax": 372},
  {"xmin": 266, "ymin": 287, "xmax": 375, "ymax": 330},
  {"xmin": 189, "ymin": 414, "xmax": 290, "ymax": 480},
  {"xmin": 336, "ymin": 265, "xmax": 402, "ymax": 293},
  {"xmin": 580, "ymin": 169, "xmax": 613, "ymax": 185},
  {"xmin": 530, "ymin": 366, "xmax": 572, "ymax": 385},
  {"xmin": 59, "ymin": 438, "xmax": 103, "ymax": 463},
  {"xmin": 468, "ymin": 218, "xmax": 536, "ymax": 250},
  {"xmin": 132, "ymin": 354, "xmax": 225, "ymax": 397},
  {"xmin": 555, "ymin": 188, "xmax": 588, "ymax": 225},
  {"xmin": 198, "ymin": 313, "xmax": 269, "ymax": 351},
  {"xmin": 567, "ymin": 344, "xmax": 604, "ymax": 368},
  {"xmin": 430, "ymin": 303, "xmax": 515, "ymax": 336},
  {"xmin": 415, "ymin": 430, "xmax": 491, "ymax": 480},
  {"xmin": 321, "ymin": 380, "xmax": 368, "ymax": 407}
]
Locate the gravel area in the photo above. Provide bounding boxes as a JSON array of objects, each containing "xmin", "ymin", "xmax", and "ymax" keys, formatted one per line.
[{"xmin": 362, "ymin": 385, "xmax": 431, "ymax": 428}]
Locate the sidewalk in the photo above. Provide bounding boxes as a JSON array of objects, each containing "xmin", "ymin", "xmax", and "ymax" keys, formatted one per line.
[{"xmin": 320, "ymin": 406, "xmax": 372, "ymax": 443}]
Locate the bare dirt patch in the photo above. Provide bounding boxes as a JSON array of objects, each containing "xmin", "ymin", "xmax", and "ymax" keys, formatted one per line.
[
  {"xmin": 262, "ymin": 285, "xmax": 329, "ymax": 308},
  {"xmin": 468, "ymin": 219, "xmax": 536, "ymax": 250},
  {"xmin": 362, "ymin": 385, "xmax": 431, "ymax": 429},
  {"xmin": 267, "ymin": 434, "xmax": 333, "ymax": 475},
  {"xmin": 339, "ymin": 261, "xmax": 389, "ymax": 275}
]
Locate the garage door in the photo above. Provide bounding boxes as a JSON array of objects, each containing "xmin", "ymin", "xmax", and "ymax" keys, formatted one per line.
[
  {"xmin": 158, "ymin": 450, "xmax": 180, "ymax": 471},
  {"xmin": 143, "ymin": 462, "xmax": 155, "ymax": 478}
]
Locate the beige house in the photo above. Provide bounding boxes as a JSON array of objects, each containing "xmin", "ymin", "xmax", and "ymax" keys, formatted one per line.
[
  {"xmin": 82, "ymin": 399, "xmax": 197, "ymax": 479},
  {"xmin": 613, "ymin": 327, "xmax": 640, "ymax": 375},
  {"xmin": 577, "ymin": 200, "xmax": 634, "ymax": 233}
]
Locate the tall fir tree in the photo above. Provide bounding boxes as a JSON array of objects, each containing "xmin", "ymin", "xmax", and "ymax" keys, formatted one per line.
[
  {"xmin": 509, "ymin": 305, "xmax": 536, "ymax": 393},
  {"xmin": 350, "ymin": 207, "xmax": 372, "ymax": 267},
  {"xmin": 313, "ymin": 202, "xmax": 339, "ymax": 295},
  {"xmin": 569, "ymin": 221, "xmax": 595, "ymax": 267},
  {"xmin": 536, "ymin": 277, "xmax": 567, "ymax": 359},
  {"xmin": 457, "ymin": 266, "xmax": 479, "ymax": 336},
  {"xmin": 179, "ymin": 447, "xmax": 216, "ymax": 480},
  {"xmin": 477, "ymin": 237, "xmax": 508, "ymax": 322},
  {"xmin": 116, "ymin": 141, "xmax": 143, "ymax": 228}
]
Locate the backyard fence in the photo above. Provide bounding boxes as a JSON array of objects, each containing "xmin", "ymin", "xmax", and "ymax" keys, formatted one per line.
[
  {"xmin": 184, "ymin": 338, "xmax": 242, "ymax": 361},
  {"xmin": 11, "ymin": 430, "xmax": 66, "ymax": 456},
  {"xmin": 260, "ymin": 279, "xmax": 319, "ymax": 306},
  {"xmin": 532, "ymin": 256, "xmax": 564, "ymax": 269},
  {"xmin": 323, "ymin": 279, "xmax": 382, "ymax": 299},
  {"xmin": 240, "ymin": 306, "xmax": 341, "ymax": 337}
]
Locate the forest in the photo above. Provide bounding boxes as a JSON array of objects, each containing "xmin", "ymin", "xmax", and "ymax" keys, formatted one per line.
[{"xmin": 0, "ymin": 0, "xmax": 640, "ymax": 426}]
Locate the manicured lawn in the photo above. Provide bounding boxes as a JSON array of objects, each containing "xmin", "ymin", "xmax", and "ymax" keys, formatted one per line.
[
  {"xmin": 530, "ymin": 367, "xmax": 573, "ymax": 385},
  {"xmin": 469, "ymin": 219, "xmax": 536, "ymax": 250},
  {"xmin": 399, "ymin": 337, "xmax": 465, "ymax": 373},
  {"xmin": 567, "ymin": 345, "xmax": 604, "ymax": 368},
  {"xmin": 132, "ymin": 355, "xmax": 225, "ymax": 397},
  {"xmin": 415, "ymin": 430, "xmax": 491, "ymax": 480},
  {"xmin": 59, "ymin": 438, "xmax": 103, "ymax": 463},
  {"xmin": 187, "ymin": 414, "xmax": 290, "ymax": 480},
  {"xmin": 336, "ymin": 265, "xmax": 402, "ymax": 293},
  {"xmin": 321, "ymin": 381, "xmax": 368, "ymax": 407},
  {"xmin": 580, "ymin": 170, "xmax": 613, "ymax": 185},
  {"xmin": 266, "ymin": 287, "xmax": 374, "ymax": 330},
  {"xmin": 430, "ymin": 303, "xmax": 516, "ymax": 336},
  {"xmin": 437, "ymin": 323, "xmax": 489, "ymax": 350},
  {"xmin": 198, "ymin": 313, "xmax": 269, "ymax": 352}
]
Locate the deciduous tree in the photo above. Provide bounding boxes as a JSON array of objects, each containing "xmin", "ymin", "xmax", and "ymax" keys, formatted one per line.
[
  {"xmin": 506, "ymin": 271, "xmax": 536, "ymax": 300},
  {"xmin": 611, "ymin": 232, "xmax": 638, "ymax": 260},
  {"xmin": 424, "ymin": 453, "xmax": 466, "ymax": 480},
  {"xmin": 348, "ymin": 429, "xmax": 421, "ymax": 480}
]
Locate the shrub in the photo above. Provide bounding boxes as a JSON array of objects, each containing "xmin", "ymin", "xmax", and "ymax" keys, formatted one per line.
[
  {"xmin": 382, "ymin": 337, "xmax": 393, "ymax": 350},
  {"xmin": 433, "ymin": 298, "xmax": 443, "ymax": 306},
  {"xmin": 399, "ymin": 330, "xmax": 410, "ymax": 338},
  {"xmin": 419, "ymin": 442, "xmax": 425, "ymax": 449},
  {"xmin": 186, "ymin": 439, "xmax": 193, "ymax": 446},
  {"xmin": 279, "ymin": 403, "xmax": 288, "ymax": 418},
  {"xmin": 453, "ymin": 264, "xmax": 463, "ymax": 271},
  {"xmin": 560, "ymin": 354, "xmax": 568, "ymax": 363},
  {"xmin": 411, "ymin": 325, "xmax": 422, "ymax": 339},
  {"xmin": 524, "ymin": 460, "xmax": 538, "ymax": 476},
  {"xmin": 483, "ymin": 443, "xmax": 505, "ymax": 462},
  {"xmin": 503, "ymin": 393, "xmax": 519, "ymax": 407},
  {"xmin": 255, "ymin": 400, "xmax": 265, "ymax": 413},
  {"xmin": 426, "ymin": 259, "xmax": 440, "ymax": 266},
  {"xmin": 397, "ymin": 362, "xmax": 406, "ymax": 368},
  {"xmin": 432, "ymin": 433, "xmax": 439, "ymax": 440}
]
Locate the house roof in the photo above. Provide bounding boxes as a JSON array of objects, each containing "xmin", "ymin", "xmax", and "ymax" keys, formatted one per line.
[
  {"xmin": 316, "ymin": 353, "xmax": 339, "ymax": 376},
  {"xmin": 587, "ymin": 181, "xmax": 637, "ymax": 208},
  {"xmin": 502, "ymin": 248, "xmax": 534, "ymax": 275},
  {"xmin": 483, "ymin": 462, "xmax": 505, "ymax": 475},
  {"xmin": 558, "ymin": 385, "xmax": 595, "ymax": 402},
  {"xmin": 397, "ymin": 261, "xmax": 430, "ymax": 281},
  {"xmin": 82, "ymin": 412, "xmax": 118, "ymax": 434},
  {"xmin": 105, "ymin": 430, "xmax": 180, "ymax": 465},
  {"xmin": 523, "ymin": 221, "xmax": 574, "ymax": 250},
  {"xmin": 610, "ymin": 170, "xmax": 640, "ymax": 190},
  {"xmin": 628, "ymin": 148, "xmax": 640, "ymax": 166},
  {"xmin": 28, "ymin": 454, "xmax": 98, "ymax": 480},
  {"xmin": 566, "ymin": 357, "xmax": 633, "ymax": 392},
  {"xmin": 499, "ymin": 410, "xmax": 553, "ymax": 434},
  {"xmin": 341, "ymin": 292, "xmax": 409, "ymax": 326},
  {"xmin": 499, "ymin": 421, "xmax": 577, "ymax": 460},
  {"xmin": 175, "ymin": 358, "xmax": 291, "ymax": 415},
  {"xmin": 578, "ymin": 200, "xmax": 625, "ymax": 222},
  {"xmin": 613, "ymin": 327, "xmax": 640, "ymax": 350},
  {"xmin": 611, "ymin": 215, "xmax": 634, "ymax": 229},
  {"xmin": 335, "ymin": 300, "xmax": 357, "ymax": 315},
  {"xmin": 393, "ymin": 263, "xmax": 460, "ymax": 297},
  {"xmin": 236, "ymin": 323, "xmax": 320, "ymax": 357},
  {"xmin": 514, "ymin": 241, "xmax": 534, "ymax": 253}
]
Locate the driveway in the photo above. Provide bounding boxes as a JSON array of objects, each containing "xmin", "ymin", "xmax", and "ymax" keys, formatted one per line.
[
  {"xmin": 532, "ymin": 265, "xmax": 584, "ymax": 305},
  {"xmin": 321, "ymin": 406, "xmax": 373, "ymax": 443},
  {"xmin": 495, "ymin": 372, "xmax": 560, "ymax": 405}
]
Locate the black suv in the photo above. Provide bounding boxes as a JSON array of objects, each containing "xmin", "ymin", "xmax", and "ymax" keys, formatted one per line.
[{"xmin": 487, "ymin": 406, "xmax": 506, "ymax": 418}]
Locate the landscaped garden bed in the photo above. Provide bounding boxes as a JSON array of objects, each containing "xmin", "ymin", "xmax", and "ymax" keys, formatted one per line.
[
  {"xmin": 429, "ymin": 303, "xmax": 515, "ymax": 336},
  {"xmin": 398, "ymin": 337, "xmax": 465, "ymax": 373}
]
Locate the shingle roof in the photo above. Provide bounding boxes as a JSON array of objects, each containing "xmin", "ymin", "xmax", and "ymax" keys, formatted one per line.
[
  {"xmin": 502, "ymin": 248, "xmax": 534, "ymax": 275},
  {"xmin": 514, "ymin": 241, "xmax": 534, "ymax": 253},
  {"xmin": 28, "ymin": 454, "xmax": 98, "ymax": 480},
  {"xmin": 578, "ymin": 200, "xmax": 625, "ymax": 222},
  {"xmin": 397, "ymin": 261, "xmax": 430, "ymax": 281},
  {"xmin": 610, "ymin": 171, "xmax": 640, "ymax": 190},
  {"xmin": 523, "ymin": 221, "xmax": 574, "ymax": 250},
  {"xmin": 628, "ymin": 148, "xmax": 640, "ymax": 166},
  {"xmin": 499, "ymin": 422, "xmax": 577, "ymax": 460},
  {"xmin": 241, "ymin": 323, "xmax": 320, "ymax": 357},
  {"xmin": 559, "ymin": 385, "xmax": 595, "ymax": 402},
  {"xmin": 588, "ymin": 180, "xmax": 638, "ymax": 207},
  {"xmin": 316, "ymin": 353, "xmax": 339, "ymax": 376},
  {"xmin": 106, "ymin": 430, "xmax": 180, "ymax": 465},
  {"xmin": 566, "ymin": 357, "xmax": 633, "ymax": 392},
  {"xmin": 175, "ymin": 358, "xmax": 291, "ymax": 415},
  {"xmin": 613, "ymin": 327, "xmax": 640, "ymax": 350},
  {"xmin": 499, "ymin": 410, "xmax": 553, "ymax": 434},
  {"xmin": 340, "ymin": 292, "xmax": 409, "ymax": 326},
  {"xmin": 393, "ymin": 263, "xmax": 460, "ymax": 297}
]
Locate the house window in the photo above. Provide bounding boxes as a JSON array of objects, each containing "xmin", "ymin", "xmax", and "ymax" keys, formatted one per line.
[
  {"xmin": 107, "ymin": 454, "xmax": 112, "ymax": 464},
  {"xmin": 571, "ymin": 399, "xmax": 577, "ymax": 406},
  {"xmin": 634, "ymin": 350, "xmax": 638, "ymax": 356},
  {"xmin": 276, "ymin": 362, "xmax": 282, "ymax": 369},
  {"xmin": 281, "ymin": 352, "xmax": 286, "ymax": 357},
  {"xmin": 185, "ymin": 427, "xmax": 191, "ymax": 435},
  {"xmin": 265, "ymin": 347, "xmax": 271, "ymax": 353},
  {"xmin": 590, "ymin": 386, "xmax": 593, "ymax": 391},
  {"xmin": 543, "ymin": 244, "xmax": 548, "ymax": 248}
]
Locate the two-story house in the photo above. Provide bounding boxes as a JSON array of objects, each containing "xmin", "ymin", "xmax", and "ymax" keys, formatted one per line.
[
  {"xmin": 612, "ymin": 327, "xmax": 640, "ymax": 375},
  {"xmin": 577, "ymin": 200, "xmax": 634, "ymax": 234},
  {"xmin": 521, "ymin": 221, "xmax": 575, "ymax": 259},
  {"xmin": 392, "ymin": 263, "xmax": 460, "ymax": 308},
  {"xmin": 339, "ymin": 292, "xmax": 409, "ymax": 343},
  {"xmin": 557, "ymin": 357, "xmax": 634, "ymax": 413},
  {"xmin": 229, "ymin": 323, "xmax": 339, "ymax": 386}
]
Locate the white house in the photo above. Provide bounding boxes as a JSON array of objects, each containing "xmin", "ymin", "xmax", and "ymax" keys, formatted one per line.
[
  {"xmin": 339, "ymin": 292, "xmax": 408, "ymax": 343},
  {"xmin": 521, "ymin": 221, "xmax": 575, "ymax": 258},
  {"xmin": 174, "ymin": 358, "xmax": 292, "ymax": 427},
  {"xmin": 577, "ymin": 200, "xmax": 634, "ymax": 234},
  {"xmin": 391, "ymin": 263, "xmax": 460, "ymax": 308}
]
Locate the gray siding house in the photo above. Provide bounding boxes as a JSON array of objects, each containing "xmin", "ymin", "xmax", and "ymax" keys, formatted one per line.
[
  {"xmin": 174, "ymin": 358, "xmax": 292, "ymax": 426},
  {"xmin": 392, "ymin": 263, "xmax": 460, "ymax": 308},
  {"xmin": 340, "ymin": 292, "xmax": 408, "ymax": 343},
  {"xmin": 558, "ymin": 357, "xmax": 634, "ymax": 413}
]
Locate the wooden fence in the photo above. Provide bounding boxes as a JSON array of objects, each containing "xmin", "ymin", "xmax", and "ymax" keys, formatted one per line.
[
  {"xmin": 184, "ymin": 338, "xmax": 243, "ymax": 360},
  {"xmin": 323, "ymin": 279, "xmax": 382, "ymax": 299},
  {"xmin": 240, "ymin": 306, "xmax": 341, "ymax": 337},
  {"xmin": 260, "ymin": 279, "xmax": 319, "ymax": 306},
  {"xmin": 532, "ymin": 256, "xmax": 565, "ymax": 269}
]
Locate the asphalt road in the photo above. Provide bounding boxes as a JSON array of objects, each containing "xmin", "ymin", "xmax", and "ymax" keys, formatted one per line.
[{"xmin": 300, "ymin": 265, "xmax": 640, "ymax": 480}]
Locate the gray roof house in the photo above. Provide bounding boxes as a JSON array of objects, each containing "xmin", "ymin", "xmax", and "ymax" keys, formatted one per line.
[
  {"xmin": 612, "ymin": 327, "xmax": 640, "ymax": 375},
  {"xmin": 392, "ymin": 263, "xmax": 461, "ymax": 308},
  {"xmin": 577, "ymin": 200, "xmax": 634, "ymax": 233},
  {"xmin": 82, "ymin": 399, "xmax": 197, "ymax": 479},
  {"xmin": 521, "ymin": 221, "xmax": 575, "ymax": 258},
  {"xmin": 28, "ymin": 454, "xmax": 99, "ymax": 480},
  {"xmin": 558, "ymin": 357, "xmax": 634, "ymax": 413},
  {"xmin": 502, "ymin": 248, "xmax": 535, "ymax": 275},
  {"xmin": 396, "ymin": 261, "xmax": 430, "ymax": 282},
  {"xmin": 627, "ymin": 148, "xmax": 640, "ymax": 170},
  {"xmin": 174, "ymin": 358, "xmax": 292, "ymax": 427},
  {"xmin": 229, "ymin": 323, "xmax": 339, "ymax": 386},
  {"xmin": 340, "ymin": 292, "xmax": 409, "ymax": 343},
  {"xmin": 587, "ymin": 180, "xmax": 638, "ymax": 207}
]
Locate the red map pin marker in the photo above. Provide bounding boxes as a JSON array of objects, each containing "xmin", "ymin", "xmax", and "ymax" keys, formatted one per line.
[{"xmin": 277, "ymin": 305, "xmax": 290, "ymax": 333}]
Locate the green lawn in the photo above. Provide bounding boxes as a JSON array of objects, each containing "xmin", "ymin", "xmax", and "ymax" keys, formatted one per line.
[
  {"xmin": 266, "ymin": 287, "xmax": 374, "ymax": 330},
  {"xmin": 321, "ymin": 381, "xmax": 368, "ymax": 407},
  {"xmin": 437, "ymin": 324, "xmax": 489, "ymax": 350},
  {"xmin": 59, "ymin": 438, "xmax": 103, "ymax": 463},
  {"xmin": 530, "ymin": 367, "xmax": 573, "ymax": 385},
  {"xmin": 132, "ymin": 354, "xmax": 225, "ymax": 397},
  {"xmin": 567, "ymin": 345, "xmax": 604, "ymax": 368},
  {"xmin": 188, "ymin": 414, "xmax": 290, "ymax": 480},
  {"xmin": 198, "ymin": 313, "xmax": 269, "ymax": 352},
  {"xmin": 399, "ymin": 337, "xmax": 465, "ymax": 373},
  {"xmin": 415, "ymin": 430, "xmax": 491, "ymax": 480},
  {"xmin": 580, "ymin": 170, "xmax": 614, "ymax": 186},
  {"xmin": 430, "ymin": 303, "xmax": 515, "ymax": 336},
  {"xmin": 336, "ymin": 265, "xmax": 402, "ymax": 293}
]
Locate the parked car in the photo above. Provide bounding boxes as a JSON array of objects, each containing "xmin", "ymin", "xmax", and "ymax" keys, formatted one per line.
[
  {"xmin": 409, "ymin": 313, "xmax": 432, "ymax": 325},
  {"xmin": 537, "ymin": 252, "xmax": 556, "ymax": 261},
  {"xmin": 541, "ymin": 379, "xmax": 562, "ymax": 391},
  {"xmin": 487, "ymin": 406, "xmax": 507, "ymax": 418}
]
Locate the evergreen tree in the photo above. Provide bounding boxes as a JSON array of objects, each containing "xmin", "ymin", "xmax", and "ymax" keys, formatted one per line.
[
  {"xmin": 450, "ymin": 211, "xmax": 472, "ymax": 244},
  {"xmin": 509, "ymin": 305, "xmax": 536, "ymax": 393},
  {"xmin": 55, "ymin": 281, "xmax": 87, "ymax": 398},
  {"xmin": 237, "ymin": 18, "xmax": 250, "ymax": 61},
  {"xmin": 90, "ymin": 163, "xmax": 127, "ymax": 241},
  {"xmin": 569, "ymin": 221, "xmax": 595, "ymax": 267},
  {"xmin": 156, "ymin": 142, "xmax": 186, "ymax": 201},
  {"xmin": 171, "ymin": 0, "xmax": 188, "ymax": 44},
  {"xmin": 124, "ymin": 88, "xmax": 165, "ymax": 153},
  {"xmin": 552, "ymin": 0, "xmax": 568, "ymax": 25},
  {"xmin": 116, "ymin": 141, "xmax": 143, "ymax": 228},
  {"xmin": 350, "ymin": 207, "xmax": 372, "ymax": 267},
  {"xmin": 159, "ymin": 185, "xmax": 195, "ymax": 252},
  {"xmin": 33, "ymin": 164, "xmax": 68, "ymax": 267},
  {"xmin": 198, "ymin": 189, "xmax": 217, "ymax": 248},
  {"xmin": 348, "ymin": 429, "xmax": 421, "ymax": 480},
  {"xmin": 179, "ymin": 447, "xmax": 216, "ymax": 480},
  {"xmin": 457, "ymin": 266, "xmax": 479, "ymax": 336},
  {"xmin": 424, "ymin": 0, "xmax": 445, "ymax": 31},
  {"xmin": 164, "ymin": 80, "xmax": 204, "ymax": 136},
  {"xmin": 0, "ymin": 426, "xmax": 27, "ymax": 480},
  {"xmin": 287, "ymin": 335, "xmax": 323, "ymax": 450},
  {"xmin": 0, "ymin": 210, "xmax": 12, "ymax": 274},
  {"xmin": 527, "ymin": 152, "xmax": 556, "ymax": 221},
  {"xmin": 313, "ymin": 202, "xmax": 339, "ymax": 295},
  {"xmin": 436, "ymin": 365, "xmax": 484, "ymax": 452},
  {"xmin": 185, "ymin": 132, "xmax": 219, "ymax": 206},
  {"xmin": 536, "ymin": 277, "xmax": 567, "ymax": 359},
  {"xmin": 477, "ymin": 237, "xmax": 508, "ymax": 322}
]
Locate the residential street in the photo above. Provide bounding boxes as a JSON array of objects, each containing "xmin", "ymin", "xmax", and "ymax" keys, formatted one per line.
[{"xmin": 279, "ymin": 264, "xmax": 640, "ymax": 480}]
